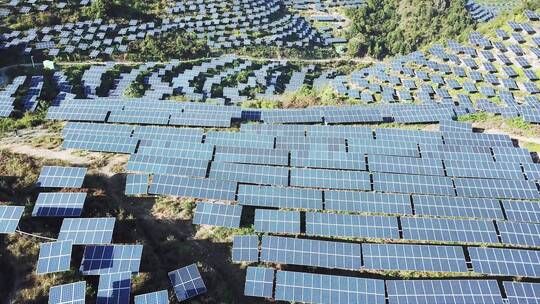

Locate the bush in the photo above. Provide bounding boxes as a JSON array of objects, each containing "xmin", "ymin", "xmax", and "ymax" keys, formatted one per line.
[{"xmin": 126, "ymin": 31, "xmax": 210, "ymax": 62}]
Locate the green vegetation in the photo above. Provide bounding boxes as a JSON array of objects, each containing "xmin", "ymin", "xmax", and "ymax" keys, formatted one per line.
[
  {"xmin": 243, "ymin": 85, "xmax": 359, "ymax": 109},
  {"xmin": 126, "ymin": 31, "xmax": 210, "ymax": 62},
  {"xmin": 0, "ymin": 112, "xmax": 47, "ymax": 137},
  {"xmin": 345, "ymin": 0, "xmax": 474, "ymax": 59}
]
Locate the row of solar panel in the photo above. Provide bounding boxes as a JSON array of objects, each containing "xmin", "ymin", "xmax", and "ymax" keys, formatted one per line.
[
  {"xmin": 149, "ymin": 171, "xmax": 540, "ymax": 201},
  {"xmin": 232, "ymin": 235, "xmax": 540, "ymax": 277},
  {"xmin": 129, "ymin": 146, "xmax": 538, "ymax": 179},
  {"xmin": 244, "ymin": 267, "xmax": 540, "ymax": 304}
]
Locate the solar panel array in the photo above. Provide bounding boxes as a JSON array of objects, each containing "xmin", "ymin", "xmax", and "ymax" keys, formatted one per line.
[
  {"xmin": 97, "ymin": 272, "xmax": 132, "ymax": 304},
  {"xmin": 134, "ymin": 290, "xmax": 169, "ymax": 304}
]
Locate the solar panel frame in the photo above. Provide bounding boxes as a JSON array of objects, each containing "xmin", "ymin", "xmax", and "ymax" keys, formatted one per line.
[
  {"xmin": 368, "ymin": 155, "xmax": 444, "ymax": 176},
  {"xmin": 48, "ymin": 281, "xmax": 86, "ymax": 304},
  {"xmin": 260, "ymin": 235, "xmax": 362, "ymax": 270},
  {"xmin": 134, "ymin": 290, "xmax": 169, "ymax": 304},
  {"xmin": 80, "ymin": 244, "xmax": 143, "ymax": 275},
  {"xmin": 37, "ymin": 166, "xmax": 87, "ymax": 188},
  {"xmin": 125, "ymin": 174, "xmax": 149, "ymax": 195},
  {"xmin": 373, "ymin": 172, "xmax": 455, "ymax": 196},
  {"xmin": 254, "ymin": 209, "xmax": 301, "ymax": 234},
  {"xmin": 209, "ymin": 162, "xmax": 289, "ymax": 186},
  {"xmin": 36, "ymin": 240, "xmax": 73, "ymax": 275},
  {"xmin": 58, "ymin": 218, "xmax": 115, "ymax": 245},
  {"xmin": 412, "ymin": 195, "xmax": 504, "ymax": 220},
  {"xmin": 97, "ymin": 271, "xmax": 131, "ymax": 304},
  {"xmin": 362, "ymin": 243, "xmax": 468, "ymax": 272},
  {"xmin": 192, "ymin": 202, "xmax": 242, "ymax": 228},
  {"xmin": 401, "ymin": 217, "xmax": 499, "ymax": 244},
  {"xmin": 168, "ymin": 264, "xmax": 207, "ymax": 302},
  {"xmin": 454, "ymin": 178, "xmax": 540, "ymax": 200},
  {"xmin": 275, "ymin": 270, "xmax": 385, "ymax": 304},
  {"xmin": 244, "ymin": 267, "xmax": 274, "ymax": 298},
  {"xmin": 238, "ymin": 185, "xmax": 323, "ymax": 210},
  {"xmin": 232, "ymin": 235, "xmax": 259, "ymax": 263},
  {"xmin": 469, "ymin": 247, "xmax": 540, "ymax": 277},
  {"xmin": 32, "ymin": 192, "xmax": 87, "ymax": 217},
  {"xmin": 386, "ymin": 280, "xmax": 504, "ymax": 304},
  {"xmin": 306, "ymin": 212, "xmax": 399, "ymax": 239},
  {"xmin": 503, "ymin": 200, "xmax": 540, "ymax": 223},
  {"xmin": 498, "ymin": 221, "xmax": 540, "ymax": 247},
  {"xmin": 290, "ymin": 168, "xmax": 371, "ymax": 191},
  {"xmin": 149, "ymin": 175, "xmax": 236, "ymax": 201},
  {"xmin": 324, "ymin": 190, "xmax": 412, "ymax": 214},
  {"xmin": 504, "ymin": 282, "xmax": 540, "ymax": 304}
]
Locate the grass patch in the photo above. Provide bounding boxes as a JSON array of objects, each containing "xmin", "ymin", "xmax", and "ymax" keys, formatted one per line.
[{"xmin": 29, "ymin": 135, "xmax": 63, "ymax": 149}]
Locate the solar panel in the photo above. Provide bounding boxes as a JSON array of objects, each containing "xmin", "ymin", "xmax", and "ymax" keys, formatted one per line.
[
  {"xmin": 238, "ymin": 185, "xmax": 322, "ymax": 209},
  {"xmin": 205, "ymin": 131, "xmax": 274, "ymax": 149},
  {"xmin": 32, "ymin": 192, "xmax": 87, "ymax": 217},
  {"xmin": 324, "ymin": 190, "xmax": 412, "ymax": 214},
  {"xmin": 134, "ymin": 290, "xmax": 169, "ymax": 304},
  {"xmin": 0, "ymin": 205, "xmax": 25, "ymax": 234},
  {"xmin": 348, "ymin": 139, "xmax": 419, "ymax": 157},
  {"xmin": 290, "ymin": 168, "xmax": 371, "ymax": 190},
  {"xmin": 80, "ymin": 245, "xmax": 143, "ymax": 275},
  {"xmin": 254, "ymin": 209, "xmax": 300, "ymax": 234},
  {"xmin": 214, "ymin": 146, "xmax": 288, "ymax": 166},
  {"xmin": 368, "ymin": 155, "xmax": 444, "ymax": 176},
  {"xmin": 168, "ymin": 264, "xmax": 207, "ymax": 302},
  {"xmin": 37, "ymin": 166, "xmax": 86, "ymax": 188},
  {"xmin": 58, "ymin": 218, "xmax": 115, "ymax": 245},
  {"xmin": 306, "ymin": 212, "xmax": 399, "ymax": 239},
  {"xmin": 149, "ymin": 175, "xmax": 236, "ymax": 201},
  {"xmin": 127, "ymin": 155, "xmax": 208, "ymax": 177},
  {"xmin": 445, "ymin": 160, "xmax": 524, "ymax": 180},
  {"xmin": 412, "ymin": 195, "xmax": 504, "ymax": 219},
  {"xmin": 454, "ymin": 178, "xmax": 540, "ymax": 199},
  {"xmin": 469, "ymin": 247, "xmax": 540, "ymax": 277},
  {"xmin": 48, "ymin": 281, "xmax": 86, "ymax": 304},
  {"xmin": 260, "ymin": 235, "xmax": 361, "ymax": 270},
  {"xmin": 232, "ymin": 235, "xmax": 259, "ymax": 263},
  {"xmin": 373, "ymin": 173, "xmax": 454, "ymax": 196},
  {"xmin": 386, "ymin": 280, "xmax": 503, "ymax": 304},
  {"xmin": 375, "ymin": 128, "xmax": 443, "ymax": 145},
  {"xmin": 97, "ymin": 272, "xmax": 131, "ymax": 304},
  {"xmin": 503, "ymin": 200, "xmax": 540, "ymax": 223},
  {"xmin": 504, "ymin": 282, "xmax": 540, "ymax": 304},
  {"xmin": 498, "ymin": 221, "xmax": 540, "ymax": 247},
  {"xmin": 36, "ymin": 240, "xmax": 73, "ymax": 275},
  {"xmin": 209, "ymin": 162, "xmax": 289, "ymax": 186},
  {"xmin": 401, "ymin": 217, "xmax": 499, "ymax": 244},
  {"xmin": 244, "ymin": 267, "xmax": 274, "ymax": 298},
  {"xmin": 523, "ymin": 163, "xmax": 540, "ymax": 180},
  {"xmin": 192, "ymin": 202, "xmax": 241, "ymax": 228},
  {"xmin": 125, "ymin": 174, "xmax": 149, "ymax": 195},
  {"xmin": 363, "ymin": 243, "xmax": 468, "ymax": 272},
  {"xmin": 291, "ymin": 151, "xmax": 366, "ymax": 170},
  {"xmin": 63, "ymin": 133, "xmax": 138, "ymax": 154},
  {"xmin": 275, "ymin": 270, "xmax": 385, "ymax": 304}
]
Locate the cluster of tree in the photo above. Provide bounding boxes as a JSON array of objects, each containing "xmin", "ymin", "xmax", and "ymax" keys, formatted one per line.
[
  {"xmin": 126, "ymin": 31, "xmax": 210, "ymax": 62},
  {"xmin": 82, "ymin": 0, "xmax": 165, "ymax": 21},
  {"xmin": 345, "ymin": 0, "xmax": 473, "ymax": 59}
]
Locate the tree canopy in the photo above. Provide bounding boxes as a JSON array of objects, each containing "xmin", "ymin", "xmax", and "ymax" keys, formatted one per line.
[{"xmin": 345, "ymin": 0, "xmax": 474, "ymax": 59}]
